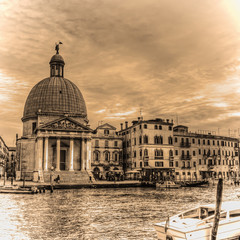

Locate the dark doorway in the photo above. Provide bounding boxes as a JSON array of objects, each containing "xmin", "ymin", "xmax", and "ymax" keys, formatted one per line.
[{"xmin": 60, "ymin": 150, "xmax": 66, "ymax": 170}]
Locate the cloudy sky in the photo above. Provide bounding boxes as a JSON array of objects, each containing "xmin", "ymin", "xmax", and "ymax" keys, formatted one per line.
[{"xmin": 1, "ymin": 0, "xmax": 240, "ymax": 146}]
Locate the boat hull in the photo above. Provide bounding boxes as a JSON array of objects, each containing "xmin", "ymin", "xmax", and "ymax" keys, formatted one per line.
[{"xmin": 154, "ymin": 219, "xmax": 240, "ymax": 240}]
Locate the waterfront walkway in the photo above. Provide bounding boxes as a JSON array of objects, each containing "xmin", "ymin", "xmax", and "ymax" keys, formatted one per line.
[{"xmin": 0, "ymin": 179, "xmax": 142, "ymax": 190}]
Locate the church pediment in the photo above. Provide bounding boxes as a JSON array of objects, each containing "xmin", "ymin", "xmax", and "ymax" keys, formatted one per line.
[
  {"xmin": 96, "ymin": 123, "xmax": 116, "ymax": 130},
  {"xmin": 39, "ymin": 117, "xmax": 92, "ymax": 132}
]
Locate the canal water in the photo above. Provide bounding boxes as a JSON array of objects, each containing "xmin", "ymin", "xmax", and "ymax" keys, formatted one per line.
[{"xmin": 0, "ymin": 184, "xmax": 240, "ymax": 240}]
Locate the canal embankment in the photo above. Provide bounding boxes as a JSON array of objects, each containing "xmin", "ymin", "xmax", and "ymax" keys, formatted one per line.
[{"xmin": 0, "ymin": 179, "xmax": 142, "ymax": 190}]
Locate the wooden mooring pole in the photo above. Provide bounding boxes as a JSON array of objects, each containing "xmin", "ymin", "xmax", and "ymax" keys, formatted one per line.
[{"xmin": 211, "ymin": 178, "xmax": 223, "ymax": 240}]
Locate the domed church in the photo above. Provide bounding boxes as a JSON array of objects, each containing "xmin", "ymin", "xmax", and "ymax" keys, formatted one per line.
[{"xmin": 17, "ymin": 44, "xmax": 93, "ymax": 182}]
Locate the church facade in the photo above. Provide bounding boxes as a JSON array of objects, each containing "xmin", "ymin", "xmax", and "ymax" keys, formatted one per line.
[{"xmin": 16, "ymin": 46, "xmax": 123, "ymax": 182}]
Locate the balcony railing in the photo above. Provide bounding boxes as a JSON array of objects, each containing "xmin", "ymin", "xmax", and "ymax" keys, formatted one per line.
[
  {"xmin": 155, "ymin": 156, "xmax": 164, "ymax": 160},
  {"xmin": 180, "ymin": 142, "xmax": 191, "ymax": 148},
  {"xmin": 180, "ymin": 155, "xmax": 192, "ymax": 160}
]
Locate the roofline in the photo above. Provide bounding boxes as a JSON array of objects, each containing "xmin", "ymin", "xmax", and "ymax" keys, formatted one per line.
[{"xmin": 118, "ymin": 119, "xmax": 173, "ymax": 133}]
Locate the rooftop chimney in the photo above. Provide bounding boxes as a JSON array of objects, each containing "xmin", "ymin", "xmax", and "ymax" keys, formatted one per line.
[
  {"xmin": 125, "ymin": 121, "xmax": 128, "ymax": 129},
  {"xmin": 120, "ymin": 123, "xmax": 123, "ymax": 130}
]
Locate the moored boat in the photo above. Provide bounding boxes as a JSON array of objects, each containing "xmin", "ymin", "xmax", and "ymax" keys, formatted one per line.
[
  {"xmin": 156, "ymin": 181, "xmax": 181, "ymax": 189},
  {"xmin": 0, "ymin": 185, "xmax": 39, "ymax": 194},
  {"xmin": 179, "ymin": 180, "xmax": 209, "ymax": 187},
  {"xmin": 154, "ymin": 201, "xmax": 240, "ymax": 240}
]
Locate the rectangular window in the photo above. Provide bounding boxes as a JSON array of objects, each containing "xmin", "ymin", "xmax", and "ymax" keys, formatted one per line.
[
  {"xmin": 198, "ymin": 139, "xmax": 200, "ymax": 145},
  {"xmin": 192, "ymin": 138, "xmax": 195, "ymax": 144},
  {"xmin": 159, "ymin": 125, "xmax": 162, "ymax": 130},
  {"xmin": 155, "ymin": 161, "xmax": 163, "ymax": 167},
  {"xmin": 199, "ymin": 149, "xmax": 201, "ymax": 155},
  {"xmin": 175, "ymin": 150, "xmax": 178, "ymax": 155},
  {"xmin": 32, "ymin": 122, "xmax": 36, "ymax": 133},
  {"xmin": 144, "ymin": 124, "xmax": 147, "ymax": 129},
  {"xmin": 105, "ymin": 140, "xmax": 109, "ymax": 147},
  {"xmin": 199, "ymin": 159, "xmax": 201, "ymax": 165},
  {"xmin": 169, "ymin": 126, "xmax": 172, "ymax": 130},
  {"xmin": 203, "ymin": 140, "xmax": 205, "ymax": 145},
  {"xmin": 104, "ymin": 129, "xmax": 109, "ymax": 135},
  {"xmin": 114, "ymin": 141, "xmax": 118, "ymax": 147},
  {"xmin": 193, "ymin": 151, "xmax": 196, "ymax": 156},
  {"xmin": 175, "ymin": 137, "xmax": 178, "ymax": 142},
  {"xmin": 176, "ymin": 161, "xmax": 178, "ymax": 167},
  {"xmin": 95, "ymin": 140, "xmax": 99, "ymax": 147}
]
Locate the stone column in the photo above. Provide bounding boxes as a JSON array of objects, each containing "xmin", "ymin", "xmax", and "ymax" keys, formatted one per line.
[
  {"xmin": 86, "ymin": 138, "xmax": 92, "ymax": 170},
  {"xmin": 56, "ymin": 138, "xmax": 60, "ymax": 171},
  {"xmin": 81, "ymin": 138, "xmax": 85, "ymax": 171},
  {"xmin": 33, "ymin": 137, "xmax": 43, "ymax": 182},
  {"xmin": 69, "ymin": 138, "xmax": 74, "ymax": 171},
  {"xmin": 38, "ymin": 137, "xmax": 43, "ymax": 170},
  {"xmin": 44, "ymin": 137, "xmax": 49, "ymax": 171}
]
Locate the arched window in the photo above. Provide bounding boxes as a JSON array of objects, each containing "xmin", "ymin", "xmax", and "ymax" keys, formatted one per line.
[
  {"xmin": 155, "ymin": 149, "xmax": 163, "ymax": 159},
  {"xmin": 104, "ymin": 151, "xmax": 110, "ymax": 161},
  {"xmin": 144, "ymin": 135, "xmax": 148, "ymax": 144},
  {"xmin": 154, "ymin": 136, "xmax": 158, "ymax": 144},
  {"xmin": 113, "ymin": 152, "xmax": 118, "ymax": 161},
  {"xmin": 94, "ymin": 151, "xmax": 100, "ymax": 161},
  {"xmin": 168, "ymin": 136, "xmax": 173, "ymax": 145}
]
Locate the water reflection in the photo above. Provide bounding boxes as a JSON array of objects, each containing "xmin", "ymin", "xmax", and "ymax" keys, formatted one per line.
[{"xmin": 0, "ymin": 185, "xmax": 239, "ymax": 239}]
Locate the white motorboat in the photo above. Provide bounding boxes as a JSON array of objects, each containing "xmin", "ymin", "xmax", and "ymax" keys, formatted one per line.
[
  {"xmin": 154, "ymin": 201, "xmax": 240, "ymax": 240},
  {"xmin": 156, "ymin": 181, "xmax": 181, "ymax": 189}
]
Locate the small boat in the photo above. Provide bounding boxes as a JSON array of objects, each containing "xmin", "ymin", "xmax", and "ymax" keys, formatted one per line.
[
  {"xmin": 154, "ymin": 201, "xmax": 240, "ymax": 240},
  {"xmin": 156, "ymin": 181, "xmax": 181, "ymax": 189},
  {"xmin": 0, "ymin": 185, "xmax": 39, "ymax": 194},
  {"xmin": 179, "ymin": 180, "xmax": 209, "ymax": 187}
]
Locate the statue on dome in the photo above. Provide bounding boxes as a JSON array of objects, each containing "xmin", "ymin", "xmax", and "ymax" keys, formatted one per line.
[{"xmin": 55, "ymin": 41, "xmax": 63, "ymax": 54}]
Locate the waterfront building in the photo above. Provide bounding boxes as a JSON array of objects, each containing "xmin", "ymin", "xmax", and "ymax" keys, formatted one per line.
[
  {"xmin": 16, "ymin": 45, "xmax": 92, "ymax": 182},
  {"xmin": 173, "ymin": 125, "xmax": 239, "ymax": 181},
  {"xmin": 119, "ymin": 118, "xmax": 174, "ymax": 180},
  {"xmin": 91, "ymin": 123, "xmax": 123, "ymax": 180},
  {"xmin": 0, "ymin": 136, "xmax": 9, "ymax": 178}
]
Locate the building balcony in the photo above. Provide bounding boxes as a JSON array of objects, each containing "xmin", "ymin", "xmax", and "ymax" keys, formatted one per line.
[
  {"xmin": 180, "ymin": 155, "xmax": 192, "ymax": 160},
  {"xmin": 143, "ymin": 156, "xmax": 149, "ymax": 161},
  {"xmin": 180, "ymin": 142, "xmax": 191, "ymax": 148},
  {"xmin": 155, "ymin": 156, "xmax": 164, "ymax": 160},
  {"xmin": 169, "ymin": 156, "xmax": 174, "ymax": 160}
]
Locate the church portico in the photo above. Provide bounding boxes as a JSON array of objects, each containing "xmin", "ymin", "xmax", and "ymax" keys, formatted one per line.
[{"xmin": 34, "ymin": 134, "xmax": 92, "ymax": 179}]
